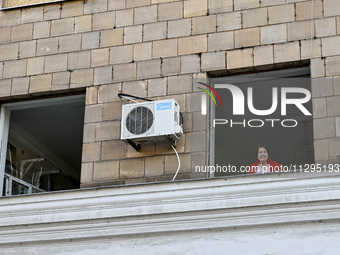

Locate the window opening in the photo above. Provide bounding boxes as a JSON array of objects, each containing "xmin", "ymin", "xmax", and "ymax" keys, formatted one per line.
[
  {"xmin": 1, "ymin": 95, "xmax": 85, "ymax": 196},
  {"xmin": 211, "ymin": 67, "xmax": 314, "ymax": 176}
]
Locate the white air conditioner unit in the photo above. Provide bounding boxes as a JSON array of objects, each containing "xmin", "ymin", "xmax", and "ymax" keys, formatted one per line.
[{"xmin": 121, "ymin": 99, "xmax": 183, "ymax": 145}]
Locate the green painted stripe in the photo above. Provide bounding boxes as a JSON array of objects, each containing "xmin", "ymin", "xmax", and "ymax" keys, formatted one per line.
[{"xmin": 197, "ymin": 87, "xmax": 217, "ymax": 106}]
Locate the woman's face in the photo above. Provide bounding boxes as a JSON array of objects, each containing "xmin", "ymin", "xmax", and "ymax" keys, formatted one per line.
[{"xmin": 257, "ymin": 147, "xmax": 268, "ymax": 162}]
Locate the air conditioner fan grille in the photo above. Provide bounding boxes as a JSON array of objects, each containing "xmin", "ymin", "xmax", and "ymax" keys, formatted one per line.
[{"xmin": 126, "ymin": 106, "xmax": 153, "ymax": 135}]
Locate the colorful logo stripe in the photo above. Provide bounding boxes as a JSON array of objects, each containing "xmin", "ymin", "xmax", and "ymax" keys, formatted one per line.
[
  {"xmin": 196, "ymin": 82, "xmax": 223, "ymax": 106},
  {"xmin": 197, "ymin": 87, "xmax": 217, "ymax": 105}
]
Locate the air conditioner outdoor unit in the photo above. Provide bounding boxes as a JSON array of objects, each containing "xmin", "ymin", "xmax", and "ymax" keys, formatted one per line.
[{"xmin": 121, "ymin": 99, "xmax": 183, "ymax": 145}]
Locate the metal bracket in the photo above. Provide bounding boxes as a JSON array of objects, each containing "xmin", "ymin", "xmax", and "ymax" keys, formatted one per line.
[
  {"xmin": 127, "ymin": 139, "xmax": 140, "ymax": 151},
  {"xmin": 164, "ymin": 135, "xmax": 176, "ymax": 146}
]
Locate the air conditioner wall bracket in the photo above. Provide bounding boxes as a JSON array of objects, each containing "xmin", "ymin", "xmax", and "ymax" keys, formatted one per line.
[{"xmin": 127, "ymin": 139, "xmax": 140, "ymax": 151}]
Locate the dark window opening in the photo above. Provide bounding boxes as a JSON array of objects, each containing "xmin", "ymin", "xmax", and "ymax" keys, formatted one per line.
[{"xmin": 2, "ymin": 95, "xmax": 85, "ymax": 196}]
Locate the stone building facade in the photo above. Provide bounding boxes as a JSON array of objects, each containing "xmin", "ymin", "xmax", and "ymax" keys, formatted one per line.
[
  {"xmin": 1, "ymin": 0, "xmax": 339, "ymax": 188},
  {"xmin": 1, "ymin": 0, "xmax": 340, "ymax": 254}
]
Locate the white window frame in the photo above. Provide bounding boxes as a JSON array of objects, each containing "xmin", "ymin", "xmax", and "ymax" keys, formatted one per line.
[{"xmin": 3, "ymin": 172, "xmax": 44, "ymax": 196}]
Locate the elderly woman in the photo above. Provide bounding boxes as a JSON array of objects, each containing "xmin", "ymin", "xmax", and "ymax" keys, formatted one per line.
[{"xmin": 248, "ymin": 145, "xmax": 281, "ymax": 174}]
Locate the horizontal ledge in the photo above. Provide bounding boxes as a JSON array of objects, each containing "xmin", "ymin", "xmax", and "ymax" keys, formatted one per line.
[
  {"xmin": 2, "ymin": 171, "xmax": 340, "ymax": 205},
  {"xmin": 1, "ymin": 173, "xmax": 340, "ymax": 227},
  {"xmin": 1, "ymin": 201, "xmax": 340, "ymax": 245}
]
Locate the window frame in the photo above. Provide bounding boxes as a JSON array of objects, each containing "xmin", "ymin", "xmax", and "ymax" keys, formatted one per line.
[{"xmin": 209, "ymin": 67, "xmax": 314, "ymax": 177}]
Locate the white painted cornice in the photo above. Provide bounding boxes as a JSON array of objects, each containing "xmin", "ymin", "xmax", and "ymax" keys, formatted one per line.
[{"xmin": 1, "ymin": 172, "xmax": 340, "ymax": 245}]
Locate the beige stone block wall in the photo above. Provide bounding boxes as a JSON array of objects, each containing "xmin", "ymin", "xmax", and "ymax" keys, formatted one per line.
[
  {"xmin": 70, "ymin": 68, "xmax": 94, "ymax": 88},
  {"xmin": 242, "ymin": 8, "xmax": 267, "ymax": 28},
  {"xmin": 143, "ymin": 22, "xmax": 167, "ymax": 41},
  {"xmin": 234, "ymin": 0, "xmax": 259, "ymax": 10},
  {"xmin": 19, "ymin": 40, "xmax": 36, "ymax": 58},
  {"xmin": 192, "ymin": 15, "xmax": 216, "ymax": 35},
  {"xmin": 148, "ymin": 78, "xmax": 167, "ymax": 97},
  {"xmin": 33, "ymin": 21, "xmax": 50, "ymax": 39},
  {"xmin": 29, "ymin": 74, "xmax": 52, "ymax": 93},
  {"xmin": 0, "ymin": 62, "xmax": 3, "ymax": 79},
  {"xmin": 227, "ymin": 48, "xmax": 253, "ymax": 69},
  {"xmin": 301, "ymin": 39, "xmax": 321, "ymax": 59},
  {"xmin": 11, "ymin": 77, "xmax": 29, "ymax": 96},
  {"xmin": 75, "ymin": 15, "xmax": 92, "ymax": 33},
  {"xmin": 235, "ymin": 28, "xmax": 260, "ymax": 48},
  {"xmin": 0, "ymin": 79, "xmax": 11, "ymax": 97},
  {"xmin": 134, "ymin": 5, "xmax": 157, "ymax": 24},
  {"xmin": 52, "ymin": 72, "xmax": 70, "ymax": 91},
  {"xmin": 122, "ymin": 80, "xmax": 147, "ymax": 97},
  {"xmin": 21, "ymin": 6, "xmax": 43, "ymax": 23},
  {"xmin": 322, "ymin": 36, "xmax": 340, "ymax": 57},
  {"xmin": 113, "ymin": 63, "xmax": 136, "ymax": 82},
  {"xmin": 178, "ymin": 35, "xmax": 207, "ymax": 55},
  {"xmin": 0, "ymin": 27, "xmax": 11, "ymax": 44},
  {"xmin": 91, "ymin": 48, "xmax": 110, "ymax": 67},
  {"xmin": 315, "ymin": 18, "xmax": 336, "ymax": 38},
  {"xmin": 208, "ymin": 32, "xmax": 233, "ymax": 51},
  {"xmin": 61, "ymin": 0, "xmax": 83, "ymax": 18},
  {"xmin": 311, "ymin": 58, "xmax": 325, "ymax": 78},
  {"xmin": 184, "ymin": 0, "xmax": 207, "ymax": 18},
  {"xmin": 82, "ymin": 32, "xmax": 100, "ymax": 49},
  {"xmin": 133, "ymin": 42, "xmax": 152, "ymax": 61},
  {"xmin": 161, "ymin": 57, "xmax": 180, "ymax": 76},
  {"xmin": 0, "ymin": 43, "xmax": 19, "ymax": 61},
  {"xmin": 217, "ymin": 12, "xmax": 241, "ymax": 31},
  {"xmin": 93, "ymin": 11, "xmax": 115, "ymax": 30},
  {"xmin": 124, "ymin": 26, "xmax": 143, "ymax": 44},
  {"xmin": 11, "ymin": 23, "xmax": 33, "ymax": 42},
  {"xmin": 254, "ymin": 45, "xmax": 274, "ymax": 66},
  {"xmin": 0, "ymin": 0, "xmax": 339, "ymax": 186},
  {"xmin": 261, "ymin": 24, "xmax": 287, "ymax": 44},
  {"xmin": 110, "ymin": 45, "xmax": 133, "ymax": 64},
  {"xmin": 208, "ymin": 0, "xmax": 233, "ymax": 14},
  {"xmin": 3, "ymin": 59, "xmax": 26, "ymax": 78},
  {"xmin": 268, "ymin": 4, "xmax": 295, "ymax": 24},
  {"xmin": 68, "ymin": 51, "xmax": 91, "ymax": 69},
  {"xmin": 36, "ymin": 38, "xmax": 58, "ymax": 56},
  {"xmin": 288, "ymin": 20, "xmax": 313, "ymax": 41},
  {"xmin": 324, "ymin": 0, "xmax": 340, "ymax": 17},
  {"xmin": 181, "ymin": 54, "xmax": 201, "ymax": 74},
  {"xmin": 100, "ymin": 29, "xmax": 124, "ymax": 47},
  {"xmin": 201, "ymin": 52, "xmax": 226, "ymax": 71},
  {"xmin": 93, "ymin": 161, "xmax": 119, "ymax": 181},
  {"xmin": 51, "ymin": 18, "xmax": 74, "ymax": 36},
  {"xmin": 152, "ymin": 39, "xmax": 177, "ymax": 58},
  {"xmin": 296, "ymin": 0, "xmax": 323, "ymax": 21},
  {"xmin": 116, "ymin": 9, "xmax": 133, "ymax": 27},
  {"xmin": 274, "ymin": 42, "xmax": 300, "ymax": 63},
  {"xmin": 45, "ymin": 54, "xmax": 68, "ymax": 73},
  {"xmin": 59, "ymin": 34, "xmax": 81, "ymax": 53},
  {"xmin": 158, "ymin": 2, "xmax": 182, "ymax": 21},
  {"xmin": 84, "ymin": 0, "xmax": 108, "ymax": 15},
  {"xmin": 137, "ymin": 59, "xmax": 161, "ymax": 79}
]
